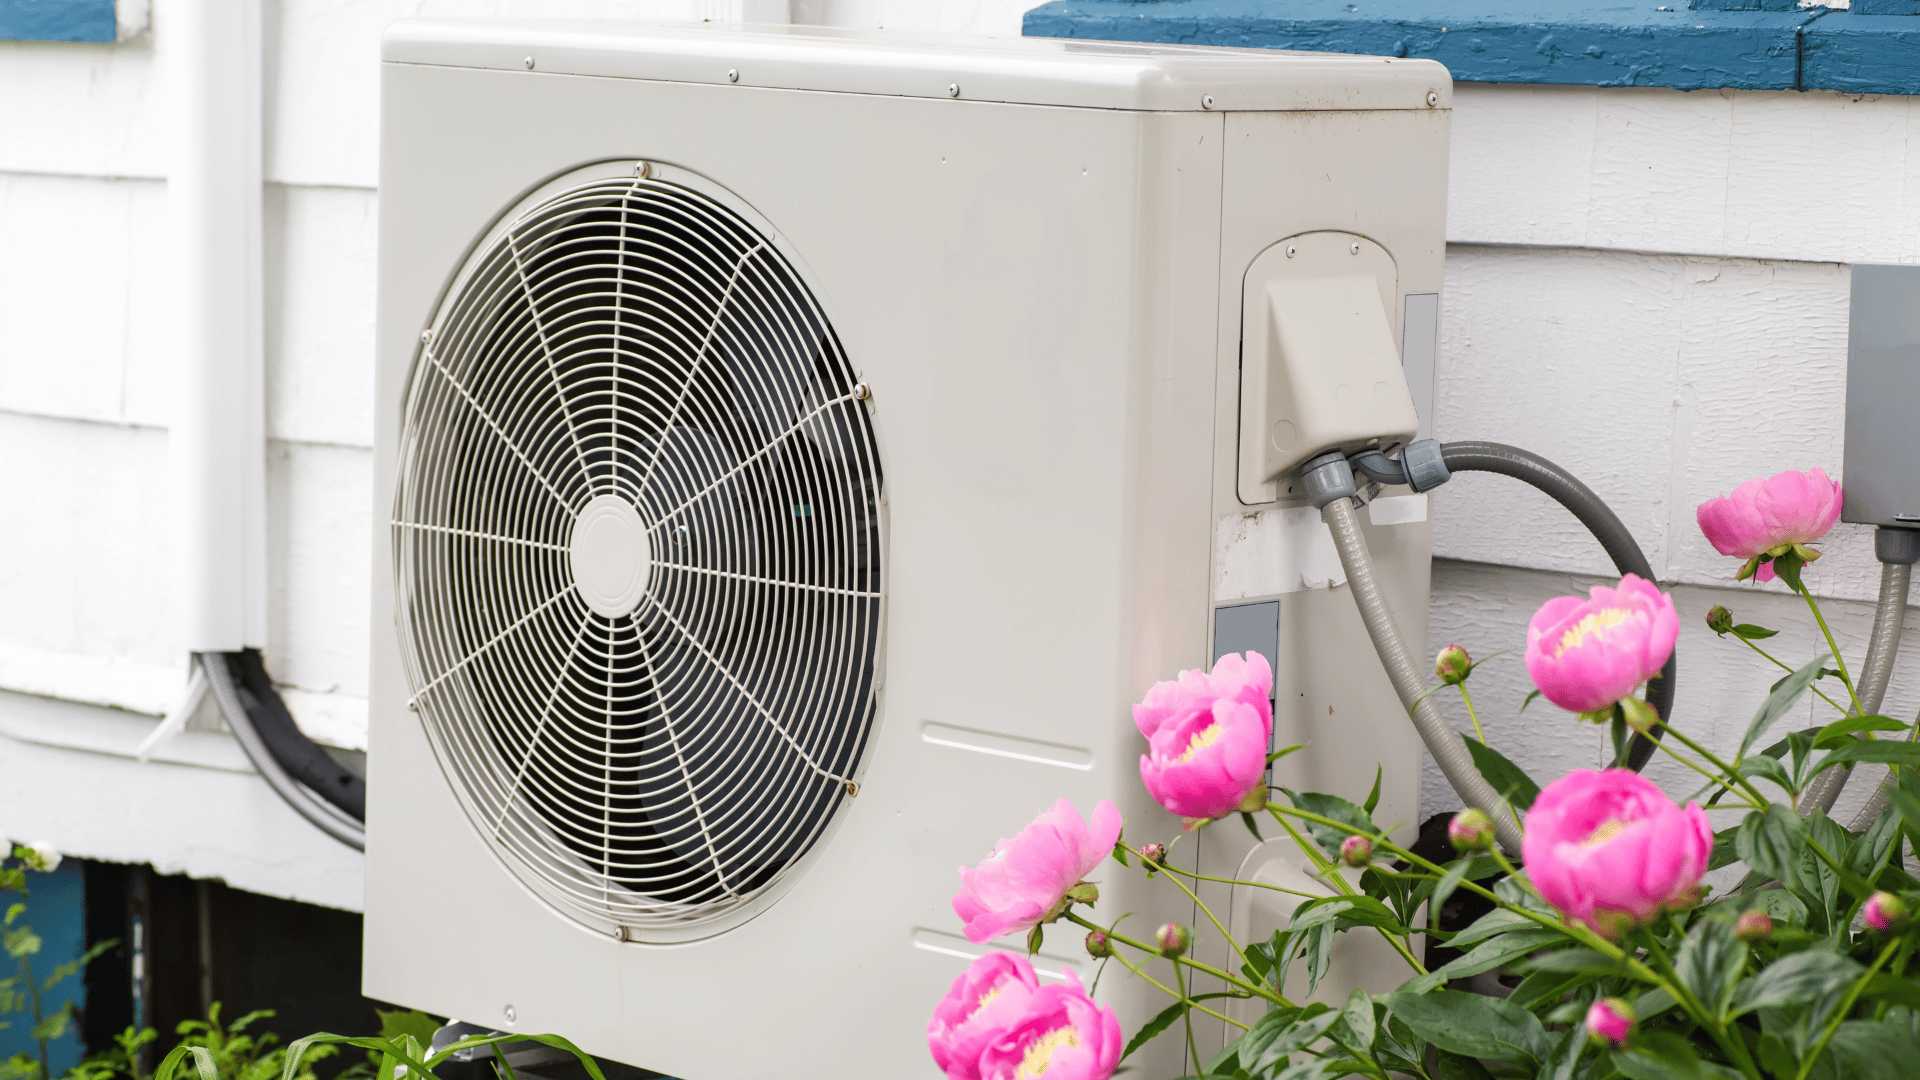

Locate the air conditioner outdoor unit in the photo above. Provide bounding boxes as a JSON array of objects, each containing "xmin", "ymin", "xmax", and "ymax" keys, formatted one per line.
[{"xmin": 366, "ymin": 22, "xmax": 1449, "ymax": 1079}]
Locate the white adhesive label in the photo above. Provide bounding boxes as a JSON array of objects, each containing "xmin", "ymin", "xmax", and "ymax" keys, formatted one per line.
[
  {"xmin": 1368, "ymin": 494, "xmax": 1428, "ymax": 526},
  {"xmin": 1213, "ymin": 508, "xmax": 1348, "ymax": 602}
]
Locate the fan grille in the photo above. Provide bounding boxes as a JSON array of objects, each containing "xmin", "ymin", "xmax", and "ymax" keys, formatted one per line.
[{"xmin": 393, "ymin": 170, "xmax": 883, "ymax": 934}]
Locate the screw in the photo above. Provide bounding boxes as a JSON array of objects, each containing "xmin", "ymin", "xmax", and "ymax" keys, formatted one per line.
[
  {"xmin": 947, "ymin": 83, "xmax": 960, "ymax": 97},
  {"xmin": 844, "ymin": 780, "xmax": 860, "ymax": 797},
  {"xmin": 852, "ymin": 383, "xmax": 871, "ymax": 400},
  {"xmin": 419, "ymin": 328, "xmax": 433, "ymax": 344},
  {"xmin": 612, "ymin": 926, "xmax": 630, "ymax": 942},
  {"xmin": 633, "ymin": 162, "xmax": 652, "ymax": 179},
  {"xmin": 523, "ymin": 56, "xmax": 534, "ymax": 70},
  {"xmin": 1426, "ymin": 90, "xmax": 1440, "ymax": 107},
  {"xmin": 727, "ymin": 68, "xmax": 739, "ymax": 83},
  {"xmin": 1351, "ymin": 241, "xmax": 1361, "ymax": 255},
  {"xmin": 503, "ymin": 1005, "xmax": 516, "ymax": 1023},
  {"xmin": 1285, "ymin": 245, "xmax": 1298, "ymax": 258},
  {"xmin": 1201, "ymin": 94, "xmax": 1214, "ymax": 109},
  {"xmin": 406, "ymin": 698, "xmax": 418, "ymax": 712}
]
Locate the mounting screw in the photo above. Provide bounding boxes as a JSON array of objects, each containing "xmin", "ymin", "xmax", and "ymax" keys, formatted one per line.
[
  {"xmin": 852, "ymin": 382, "xmax": 871, "ymax": 400},
  {"xmin": 419, "ymin": 329, "xmax": 433, "ymax": 345},
  {"xmin": 1426, "ymin": 90, "xmax": 1440, "ymax": 107},
  {"xmin": 612, "ymin": 926, "xmax": 630, "ymax": 942},
  {"xmin": 503, "ymin": 1005, "xmax": 516, "ymax": 1023},
  {"xmin": 1285, "ymin": 245, "xmax": 1298, "ymax": 259},
  {"xmin": 406, "ymin": 698, "xmax": 418, "ymax": 712},
  {"xmin": 727, "ymin": 68, "xmax": 739, "ymax": 83},
  {"xmin": 633, "ymin": 161, "xmax": 652, "ymax": 179},
  {"xmin": 523, "ymin": 56, "xmax": 535, "ymax": 70},
  {"xmin": 1201, "ymin": 94, "xmax": 1214, "ymax": 110},
  {"xmin": 844, "ymin": 780, "xmax": 860, "ymax": 797},
  {"xmin": 947, "ymin": 83, "xmax": 960, "ymax": 97},
  {"xmin": 1350, "ymin": 241, "xmax": 1361, "ymax": 255}
]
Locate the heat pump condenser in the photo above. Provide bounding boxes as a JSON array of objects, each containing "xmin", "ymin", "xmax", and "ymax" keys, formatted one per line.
[{"xmin": 366, "ymin": 22, "xmax": 1449, "ymax": 1079}]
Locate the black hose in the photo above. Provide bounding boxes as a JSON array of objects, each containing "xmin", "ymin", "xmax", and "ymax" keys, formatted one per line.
[
  {"xmin": 202, "ymin": 650, "xmax": 366, "ymax": 850},
  {"xmin": 1438, "ymin": 441, "xmax": 1675, "ymax": 772}
]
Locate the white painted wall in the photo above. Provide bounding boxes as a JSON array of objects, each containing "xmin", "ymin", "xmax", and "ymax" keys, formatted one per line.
[{"xmin": 1, "ymin": 3, "xmax": 1912, "ymax": 905}]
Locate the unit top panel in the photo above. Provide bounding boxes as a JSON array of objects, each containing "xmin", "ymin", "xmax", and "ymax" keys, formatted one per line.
[{"xmin": 382, "ymin": 20, "xmax": 1451, "ymax": 113}]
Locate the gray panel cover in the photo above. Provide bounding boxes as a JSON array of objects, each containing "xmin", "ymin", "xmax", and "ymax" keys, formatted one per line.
[{"xmin": 1843, "ymin": 265, "xmax": 1920, "ymax": 528}]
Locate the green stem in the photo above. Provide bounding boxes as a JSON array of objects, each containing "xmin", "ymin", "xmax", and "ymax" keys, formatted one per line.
[
  {"xmin": 1457, "ymin": 683, "xmax": 1488, "ymax": 746},
  {"xmin": 1131, "ymin": 844, "xmax": 1260, "ymax": 980},
  {"xmin": 1152, "ymin": 860, "xmax": 1326, "ymax": 902},
  {"xmin": 1734, "ymin": 635, "xmax": 1850, "ymax": 716},
  {"xmin": 1174, "ymin": 957, "xmax": 1201, "ymax": 1070},
  {"xmin": 1655, "ymin": 720, "xmax": 1771, "ymax": 806},
  {"xmin": 1106, "ymin": 949, "xmax": 1247, "ymax": 1029},
  {"xmin": 1796, "ymin": 583, "xmax": 1865, "ymax": 717},
  {"xmin": 1063, "ymin": 911, "xmax": 1288, "ymax": 1007},
  {"xmin": 1643, "ymin": 722, "xmax": 1768, "ymax": 809},
  {"xmin": 1797, "ymin": 937, "xmax": 1900, "ymax": 1080},
  {"xmin": 1264, "ymin": 809, "xmax": 1428, "ymax": 975},
  {"xmin": 1636, "ymin": 930, "xmax": 1766, "ymax": 1080}
]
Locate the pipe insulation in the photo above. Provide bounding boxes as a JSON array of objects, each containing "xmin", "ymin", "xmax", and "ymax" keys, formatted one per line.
[
  {"xmin": 204, "ymin": 653, "xmax": 365, "ymax": 851},
  {"xmin": 1321, "ymin": 496, "xmax": 1526, "ymax": 855},
  {"xmin": 172, "ymin": 0, "xmax": 267, "ymax": 652},
  {"xmin": 1437, "ymin": 442, "xmax": 1675, "ymax": 772},
  {"xmin": 1801, "ymin": 560, "xmax": 1909, "ymax": 817}
]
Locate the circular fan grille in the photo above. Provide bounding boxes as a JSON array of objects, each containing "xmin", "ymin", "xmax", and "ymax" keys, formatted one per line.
[{"xmin": 393, "ymin": 168, "xmax": 884, "ymax": 935}]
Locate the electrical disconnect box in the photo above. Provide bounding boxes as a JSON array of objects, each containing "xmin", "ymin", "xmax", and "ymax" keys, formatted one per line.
[{"xmin": 1843, "ymin": 265, "xmax": 1920, "ymax": 530}]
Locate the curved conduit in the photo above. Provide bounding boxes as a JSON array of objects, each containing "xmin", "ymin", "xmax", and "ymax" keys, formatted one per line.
[{"xmin": 203, "ymin": 651, "xmax": 365, "ymax": 850}]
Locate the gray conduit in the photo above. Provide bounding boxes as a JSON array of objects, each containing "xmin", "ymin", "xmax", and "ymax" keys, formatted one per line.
[
  {"xmin": 1801, "ymin": 560, "xmax": 1910, "ymax": 816},
  {"xmin": 1322, "ymin": 496, "xmax": 1525, "ymax": 854},
  {"xmin": 203, "ymin": 652, "xmax": 367, "ymax": 851}
]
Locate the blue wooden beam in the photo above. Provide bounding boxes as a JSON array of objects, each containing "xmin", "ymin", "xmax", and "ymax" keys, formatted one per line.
[
  {"xmin": 1024, "ymin": 1, "xmax": 1920, "ymax": 96},
  {"xmin": 0, "ymin": 0, "xmax": 117, "ymax": 43}
]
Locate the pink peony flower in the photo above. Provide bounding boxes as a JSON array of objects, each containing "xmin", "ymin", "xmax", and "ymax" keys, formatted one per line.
[
  {"xmin": 1585, "ymin": 998, "xmax": 1634, "ymax": 1049},
  {"xmin": 1524, "ymin": 574, "xmax": 1679, "ymax": 716},
  {"xmin": 1523, "ymin": 769, "xmax": 1712, "ymax": 937},
  {"xmin": 1696, "ymin": 468, "xmax": 1842, "ymax": 582},
  {"xmin": 1134, "ymin": 652, "xmax": 1274, "ymax": 820},
  {"xmin": 977, "ymin": 971, "xmax": 1122, "ymax": 1080},
  {"xmin": 928, "ymin": 952, "xmax": 1042, "ymax": 1080},
  {"xmin": 1132, "ymin": 651, "xmax": 1272, "ymax": 740},
  {"xmin": 954, "ymin": 798, "xmax": 1122, "ymax": 945}
]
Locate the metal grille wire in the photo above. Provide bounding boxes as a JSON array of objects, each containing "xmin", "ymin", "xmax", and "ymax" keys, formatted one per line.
[{"xmin": 393, "ymin": 171, "xmax": 883, "ymax": 933}]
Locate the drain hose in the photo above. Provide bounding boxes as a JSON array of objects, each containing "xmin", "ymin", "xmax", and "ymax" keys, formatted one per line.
[
  {"xmin": 204, "ymin": 650, "xmax": 366, "ymax": 850},
  {"xmin": 1322, "ymin": 496, "xmax": 1525, "ymax": 854}
]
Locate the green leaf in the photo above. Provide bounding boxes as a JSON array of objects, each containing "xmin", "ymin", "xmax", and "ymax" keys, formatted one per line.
[
  {"xmin": 1380, "ymin": 989, "xmax": 1553, "ymax": 1067},
  {"xmin": 1849, "ymin": 807, "xmax": 1901, "ymax": 884},
  {"xmin": 1510, "ymin": 948, "xmax": 1636, "ymax": 977},
  {"xmin": 1283, "ymin": 790, "xmax": 1379, "ymax": 858},
  {"xmin": 1739, "ymin": 653, "xmax": 1830, "ymax": 761},
  {"xmin": 1735, "ymin": 805, "xmax": 1807, "ymax": 891},
  {"xmin": 1672, "ymin": 915, "xmax": 1743, "ymax": 1021},
  {"xmin": 1736, "ymin": 754, "xmax": 1793, "ymax": 795},
  {"xmin": 1362, "ymin": 767, "xmax": 1382, "ymax": 817},
  {"xmin": 1122, "ymin": 994, "xmax": 1241, "ymax": 1064},
  {"xmin": 1520, "ymin": 689, "xmax": 1543, "ymax": 713},
  {"xmin": 1727, "ymin": 947, "xmax": 1862, "ymax": 1018},
  {"xmin": 1251, "ymin": 1006, "xmax": 1343, "ymax": 1074},
  {"xmin": 1461, "ymin": 736, "xmax": 1541, "ymax": 811},
  {"xmin": 1431, "ymin": 1051, "xmax": 1496, "ymax": 1080},
  {"xmin": 1431, "ymin": 860, "xmax": 1470, "ymax": 918},
  {"xmin": 1817, "ymin": 1018, "xmax": 1920, "ymax": 1076},
  {"xmin": 1268, "ymin": 743, "xmax": 1308, "ymax": 766},
  {"xmin": 1612, "ymin": 1029, "xmax": 1716, "ymax": 1080},
  {"xmin": 1859, "ymin": 973, "xmax": 1920, "ymax": 1012},
  {"xmin": 1445, "ymin": 906, "xmax": 1539, "ymax": 950},
  {"xmin": 1730, "ymin": 623, "xmax": 1779, "ymax": 640},
  {"xmin": 1809, "ymin": 739, "xmax": 1920, "ymax": 777},
  {"xmin": 1401, "ymin": 928, "xmax": 1566, "ymax": 994},
  {"xmin": 1813, "ymin": 714, "xmax": 1906, "ymax": 749},
  {"xmin": 1328, "ymin": 988, "xmax": 1376, "ymax": 1060}
]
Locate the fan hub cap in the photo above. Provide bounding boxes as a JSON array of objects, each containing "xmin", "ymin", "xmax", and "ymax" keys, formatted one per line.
[{"xmin": 569, "ymin": 494, "xmax": 652, "ymax": 617}]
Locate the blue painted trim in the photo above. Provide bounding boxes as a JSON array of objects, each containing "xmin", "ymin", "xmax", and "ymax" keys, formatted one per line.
[
  {"xmin": 0, "ymin": 0, "xmax": 116, "ymax": 43},
  {"xmin": 1023, "ymin": 1, "xmax": 1920, "ymax": 95}
]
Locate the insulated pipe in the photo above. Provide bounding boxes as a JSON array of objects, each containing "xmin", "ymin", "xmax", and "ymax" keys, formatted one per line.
[
  {"xmin": 204, "ymin": 653, "xmax": 365, "ymax": 851},
  {"xmin": 1437, "ymin": 442, "xmax": 1674, "ymax": 772},
  {"xmin": 1321, "ymin": 496, "xmax": 1525, "ymax": 855},
  {"xmin": 172, "ymin": 0, "xmax": 267, "ymax": 652},
  {"xmin": 1844, "ymin": 529, "xmax": 1920, "ymax": 832},
  {"xmin": 1802, "ymin": 558, "xmax": 1910, "ymax": 817}
]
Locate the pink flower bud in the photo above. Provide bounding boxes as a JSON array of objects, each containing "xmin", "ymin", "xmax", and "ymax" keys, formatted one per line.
[
  {"xmin": 1154, "ymin": 922, "xmax": 1190, "ymax": 958},
  {"xmin": 1084, "ymin": 929, "xmax": 1111, "ymax": 958},
  {"xmin": 1237, "ymin": 782, "xmax": 1269, "ymax": 814},
  {"xmin": 1705, "ymin": 606, "xmax": 1733, "ymax": 636},
  {"xmin": 1866, "ymin": 892, "xmax": 1909, "ymax": 933},
  {"xmin": 1340, "ymin": 835, "xmax": 1373, "ymax": 868},
  {"xmin": 1137, "ymin": 843, "xmax": 1166, "ymax": 868},
  {"xmin": 1735, "ymin": 909, "xmax": 1773, "ymax": 943},
  {"xmin": 1448, "ymin": 808, "xmax": 1494, "ymax": 853},
  {"xmin": 1619, "ymin": 696, "xmax": 1660, "ymax": 737},
  {"xmin": 1585, "ymin": 998, "xmax": 1634, "ymax": 1049},
  {"xmin": 1435, "ymin": 645, "xmax": 1471, "ymax": 685}
]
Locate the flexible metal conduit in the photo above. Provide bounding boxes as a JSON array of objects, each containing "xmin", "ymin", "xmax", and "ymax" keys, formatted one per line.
[
  {"xmin": 1437, "ymin": 442, "xmax": 1675, "ymax": 772},
  {"xmin": 1801, "ymin": 559, "xmax": 1910, "ymax": 817},
  {"xmin": 1322, "ymin": 496, "xmax": 1525, "ymax": 854},
  {"xmin": 204, "ymin": 652, "xmax": 366, "ymax": 851}
]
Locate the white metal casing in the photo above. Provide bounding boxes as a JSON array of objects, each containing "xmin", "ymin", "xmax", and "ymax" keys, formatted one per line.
[{"xmin": 368, "ymin": 23, "xmax": 1448, "ymax": 1079}]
